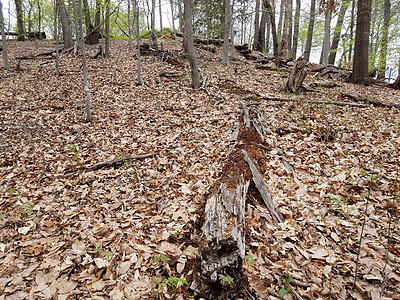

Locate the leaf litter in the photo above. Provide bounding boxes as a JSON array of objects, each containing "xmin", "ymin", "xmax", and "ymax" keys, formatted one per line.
[{"xmin": 0, "ymin": 38, "xmax": 399, "ymax": 299}]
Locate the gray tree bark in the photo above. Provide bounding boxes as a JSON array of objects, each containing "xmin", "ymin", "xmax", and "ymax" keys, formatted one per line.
[
  {"xmin": 351, "ymin": 0, "xmax": 372, "ymax": 85},
  {"xmin": 222, "ymin": 0, "xmax": 230, "ymax": 64},
  {"xmin": 263, "ymin": 0, "xmax": 279, "ymax": 65},
  {"xmin": 303, "ymin": 0, "xmax": 316, "ymax": 61},
  {"xmin": 377, "ymin": 0, "xmax": 390, "ymax": 80},
  {"xmin": 280, "ymin": 0, "xmax": 291, "ymax": 60},
  {"xmin": 159, "ymin": 0, "xmax": 163, "ymax": 35},
  {"xmin": 291, "ymin": 0, "xmax": 300, "ymax": 58},
  {"xmin": 0, "ymin": 1, "xmax": 10, "ymax": 69},
  {"xmin": 14, "ymin": 0, "xmax": 24, "ymax": 40},
  {"xmin": 348, "ymin": 0, "xmax": 356, "ymax": 63},
  {"xmin": 328, "ymin": 0, "xmax": 350, "ymax": 65},
  {"xmin": 253, "ymin": 0, "xmax": 260, "ymax": 50},
  {"xmin": 135, "ymin": 0, "xmax": 142, "ymax": 85},
  {"xmin": 105, "ymin": 0, "xmax": 110, "ymax": 58},
  {"xmin": 184, "ymin": 0, "xmax": 201, "ymax": 89},
  {"xmin": 57, "ymin": 0, "xmax": 74, "ymax": 49}
]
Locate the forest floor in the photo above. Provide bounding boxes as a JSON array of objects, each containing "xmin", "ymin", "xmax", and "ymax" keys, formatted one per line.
[{"xmin": 0, "ymin": 37, "xmax": 399, "ymax": 300}]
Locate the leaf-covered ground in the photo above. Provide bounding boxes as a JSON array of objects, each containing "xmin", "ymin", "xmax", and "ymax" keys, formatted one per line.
[{"xmin": 0, "ymin": 38, "xmax": 399, "ymax": 300}]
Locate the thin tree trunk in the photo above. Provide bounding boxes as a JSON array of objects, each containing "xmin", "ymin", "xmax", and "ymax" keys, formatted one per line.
[
  {"xmin": 348, "ymin": 0, "xmax": 356, "ymax": 63},
  {"xmin": 266, "ymin": 10, "xmax": 270, "ymax": 53},
  {"xmin": 303, "ymin": 0, "xmax": 316, "ymax": 61},
  {"xmin": 280, "ymin": 0, "xmax": 291, "ymax": 59},
  {"xmin": 82, "ymin": 0, "xmax": 92, "ymax": 33},
  {"xmin": 14, "ymin": 0, "xmax": 24, "ymax": 40},
  {"xmin": 222, "ymin": 0, "xmax": 230, "ymax": 64},
  {"xmin": 256, "ymin": 3, "xmax": 267, "ymax": 51},
  {"xmin": 54, "ymin": 0, "xmax": 59, "ymax": 75},
  {"xmin": 178, "ymin": 0, "xmax": 184, "ymax": 32},
  {"xmin": 159, "ymin": 0, "xmax": 163, "ymax": 35},
  {"xmin": 351, "ymin": 0, "xmax": 372, "ymax": 85},
  {"xmin": 128, "ymin": 0, "xmax": 132, "ymax": 50},
  {"xmin": 58, "ymin": 0, "xmax": 74, "ymax": 49},
  {"xmin": 328, "ymin": 0, "xmax": 350, "ymax": 65},
  {"xmin": 169, "ymin": 0, "xmax": 177, "ymax": 44},
  {"xmin": 105, "ymin": 0, "xmax": 110, "ymax": 58},
  {"xmin": 253, "ymin": 0, "xmax": 260, "ymax": 50},
  {"xmin": 287, "ymin": 0, "xmax": 292, "ymax": 55},
  {"xmin": 277, "ymin": 0, "xmax": 284, "ymax": 41},
  {"xmin": 78, "ymin": 0, "xmax": 92, "ymax": 122},
  {"xmin": 320, "ymin": 9, "xmax": 332, "ymax": 65},
  {"xmin": 151, "ymin": 0, "xmax": 155, "ymax": 31},
  {"xmin": 230, "ymin": 3, "xmax": 234, "ymax": 56},
  {"xmin": 377, "ymin": 0, "xmax": 390, "ymax": 80},
  {"xmin": 184, "ymin": 0, "xmax": 200, "ymax": 88},
  {"xmin": 291, "ymin": 0, "xmax": 300, "ymax": 58},
  {"xmin": 135, "ymin": 0, "xmax": 142, "ymax": 85},
  {"xmin": 263, "ymin": 0, "xmax": 279, "ymax": 66},
  {"xmin": 0, "ymin": 1, "xmax": 10, "ymax": 70}
]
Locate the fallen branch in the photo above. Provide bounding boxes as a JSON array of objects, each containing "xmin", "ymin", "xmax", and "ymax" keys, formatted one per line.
[
  {"xmin": 259, "ymin": 95, "xmax": 368, "ymax": 108},
  {"xmin": 341, "ymin": 92, "xmax": 400, "ymax": 109},
  {"xmin": 64, "ymin": 153, "xmax": 154, "ymax": 176}
]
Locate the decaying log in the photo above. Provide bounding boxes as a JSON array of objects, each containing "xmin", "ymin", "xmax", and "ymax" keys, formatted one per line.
[
  {"xmin": 283, "ymin": 57, "xmax": 308, "ymax": 93},
  {"xmin": 194, "ymin": 104, "xmax": 283, "ymax": 298}
]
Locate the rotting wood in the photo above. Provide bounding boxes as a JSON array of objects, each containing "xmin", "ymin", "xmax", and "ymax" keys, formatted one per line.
[
  {"xmin": 63, "ymin": 153, "xmax": 154, "ymax": 176},
  {"xmin": 283, "ymin": 57, "xmax": 308, "ymax": 93},
  {"xmin": 242, "ymin": 149, "xmax": 284, "ymax": 224}
]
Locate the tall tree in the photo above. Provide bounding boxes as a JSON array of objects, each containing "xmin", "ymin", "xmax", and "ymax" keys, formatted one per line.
[
  {"xmin": 135, "ymin": 0, "xmax": 142, "ymax": 85},
  {"xmin": 57, "ymin": 0, "xmax": 74, "ymax": 49},
  {"xmin": 304, "ymin": 0, "xmax": 316, "ymax": 61},
  {"xmin": 277, "ymin": 0, "xmax": 284, "ymax": 40},
  {"xmin": 291, "ymin": 0, "xmax": 300, "ymax": 58},
  {"xmin": 253, "ymin": 0, "xmax": 260, "ymax": 50},
  {"xmin": 263, "ymin": 0, "xmax": 279, "ymax": 65},
  {"xmin": 78, "ymin": 0, "xmax": 92, "ymax": 122},
  {"xmin": 159, "ymin": 0, "xmax": 163, "ymax": 35},
  {"xmin": 328, "ymin": 0, "xmax": 350, "ymax": 65},
  {"xmin": 320, "ymin": 0, "xmax": 335, "ymax": 65},
  {"xmin": 0, "ymin": 0, "xmax": 9, "ymax": 69},
  {"xmin": 256, "ymin": 2, "xmax": 267, "ymax": 51},
  {"xmin": 184, "ymin": 0, "xmax": 200, "ymax": 88},
  {"xmin": 351, "ymin": 0, "xmax": 372, "ymax": 85},
  {"xmin": 377, "ymin": 0, "xmax": 391, "ymax": 80},
  {"xmin": 280, "ymin": 0, "xmax": 291, "ymax": 59},
  {"xmin": 169, "ymin": 0, "xmax": 177, "ymax": 44},
  {"xmin": 54, "ymin": 0, "xmax": 59, "ymax": 75},
  {"xmin": 222, "ymin": 0, "xmax": 230, "ymax": 64},
  {"xmin": 105, "ymin": 0, "xmax": 110, "ymax": 57},
  {"xmin": 14, "ymin": 0, "xmax": 24, "ymax": 40},
  {"xmin": 348, "ymin": 0, "xmax": 356, "ymax": 62},
  {"xmin": 128, "ymin": 0, "xmax": 132, "ymax": 50}
]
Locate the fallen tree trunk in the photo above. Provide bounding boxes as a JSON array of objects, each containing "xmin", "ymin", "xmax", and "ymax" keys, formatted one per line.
[
  {"xmin": 341, "ymin": 92, "xmax": 400, "ymax": 109},
  {"xmin": 193, "ymin": 104, "xmax": 282, "ymax": 299}
]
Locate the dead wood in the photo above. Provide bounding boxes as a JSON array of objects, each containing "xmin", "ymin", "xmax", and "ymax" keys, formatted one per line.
[
  {"xmin": 194, "ymin": 104, "xmax": 282, "ymax": 299},
  {"xmin": 283, "ymin": 57, "xmax": 308, "ymax": 93},
  {"xmin": 260, "ymin": 95, "xmax": 368, "ymax": 108},
  {"xmin": 390, "ymin": 73, "xmax": 400, "ymax": 90},
  {"xmin": 63, "ymin": 153, "xmax": 154, "ymax": 176},
  {"xmin": 91, "ymin": 47, "xmax": 103, "ymax": 59},
  {"xmin": 341, "ymin": 92, "xmax": 400, "ymax": 109}
]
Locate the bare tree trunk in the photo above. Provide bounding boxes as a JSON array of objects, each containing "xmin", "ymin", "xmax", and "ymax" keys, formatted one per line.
[
  {"xmin": 82, "ymin": 0, "xmax": 92, "ymax": 33},
  {"xmin": 303, "ymin": 0, "xmax": 316, "ymax": 61},
  {"xmin": 135, "ymin": 0, "xmax": 142, "ymax": 85},
  {"xmin": 263, "ymin": 0, "xmax": 279, "ymax": 66},
  {"xmin": 377, "ymin": 0, "xmax": 390, "ymax": 80},
  {"xmin": 222, "ymin": 0, "xmax": 230, "ymax": 64},
  {"xmin": 105, "ymin": 0, "xmax": 110, "ymax": 58},
  {"xmin": 280, "ymin": 0, "xmax": 291, "ymax": 60},
  {"xmin": 184, "ymin": 0, "xmax": 200, "ymax": 89},
  {"xmin": 128, "ymin": 0, "xmax": 132, "ymax": 50},
  {"xmin": 158, "ymin": 0, "xmax": 163, "ymax": 35},
  {"xmin": 351, "ymin": 0, "xmax": 372, "ymax": 85},
  {"xmin": 266, "ymin": 11, "xmax": 270, "ymax": 52},
  {"xmin": 230, "ymin": 3, "xmax": 234, "ymax": 56},
  {"xmin": 0, "ymin": 1, "xmax": 10, "ymax": 70},
  {"xmin": 328, "ymin": 0, "xmax": 350, "ymax": 65},
  {"xmin": 253, "ymin": 0, "xmax": 260, "ymax": 50},
  {"xmin": 151, "ymin": 0, "xmax": 155, "ymax": 31},
  {"xmin": 320, "ymin": 9, "xmax": 332, "ymax": 65},
  {"xmin": 14, "ymin": 0, "xmax": 24, "ymax": 40},
  {"xmin": 277, "ymin": 0, "xmax": 284, "ymax": 41},
  {"xmin": 169, "ymin": 0, "xmax": 177, "ymax": 44},
  {"xmin": 78, "ymin": 0, "xmax": 92, "ymax": 122},
  {"xmin": 54, "ymin": 0, "xmax": 59, "ymax": 75},
  {"xmin": 256, "ymin": 3, "xmax": 267, "ymax": 51},
  {"xmin": 291, "ymin": 0, "xmax": 300, "ymax": 58},
  {"xmin": 178, "ymin": 0, "xmax": 184, "ymax": 33},
  {"xmin": 58, "ymin": 0, "xmax": 74, "ymax": 49},
  {"xmin": 348, "ymin": 0, "xmax": 356, "ymax": 63}
]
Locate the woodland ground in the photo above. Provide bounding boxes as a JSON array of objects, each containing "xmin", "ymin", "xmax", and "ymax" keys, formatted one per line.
[{"xmin": 0, "ymin": 37, "xmax": 399, "ymax": 300}]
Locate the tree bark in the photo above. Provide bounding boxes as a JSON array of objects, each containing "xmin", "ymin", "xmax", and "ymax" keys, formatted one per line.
[
  {"xmin": 135, "ymin": 0, "xmax": 142, "ymax": 85},
  {"xmin": 169, "ymin": 0, "xmax": 177, "ymax": 44},
  {"xmin": 222, "ymin": 0, "xmax": 230, "ymax": 64},
  {"xmin": 351, "ymin": 0, "xmax": 372, "ymax": 85},
  {"xmin": 0, "ymin": 1, "xmax": 10, "ymax": 69},
  {"xmin": 277, "ymin": 0, "xmax": 284, "ymax": 41},
  {"xmin": 158, "ymin": 0, "xmax": 163, "ymax": 35},
  {"xmin": 320, "ymin": 6, "xmax": 332, "ymax": 65},
  {"xmin": 263, "ymin": 0, "xmax": 279, "ymax": 66},
  {"xmin": 280, "ymin": 0, "xmax": 291, "ymax": 60},
  {"xmin": 304, "ymin": 0, "xmax": 316, "ymax": 61},
  {"xmin": 57, "ymin": 0, "xmax": 74, "ymax": 49},
  {"xmin": 328, "ymin": 0, "xmax": 350, "ymax": 65},
  {"xmin": 256, "ymin": 2, "xmax": 267, "ymax": 51},
  {"xmin": 377, "ymin": 0, "xmax": 390, "ymax": 80},
  {"xmin": 105, "ymin": 0, "xmax": 110, "ymax": 58},
  {"xmin": 184, "ymin": 0, "xmax": 201, "ymax": 89},
  {"xmin": 283, "ymin": 57, "xmax": 307, "ymax": 93},
  {"xmin": 348, "ymin": 0, "xmax": 356, "ymax": 63},
  {"xmin": 253, "ymin": 0, "xmax": 260, "ymax": 50},
  {"xmin": 291, "ymin": 0, "xmax": 300, "ymax": 59},
  {"xmin": 14, "ymin": 0, "xmax": 24, "ymax": 40}
]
